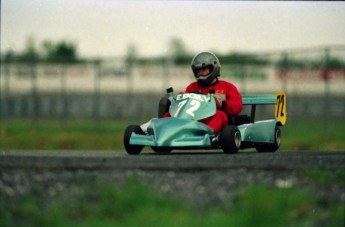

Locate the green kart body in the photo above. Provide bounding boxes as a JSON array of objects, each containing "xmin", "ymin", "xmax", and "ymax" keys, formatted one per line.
[
  {"xmin": 124, "ymin": 90, "xmax": 286, "ymax": 154},
  {"xmin": 129, "ymin": 117, "xmax": 215, "ymax": 148}
]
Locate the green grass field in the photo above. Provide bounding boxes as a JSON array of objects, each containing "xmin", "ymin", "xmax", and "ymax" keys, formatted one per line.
[
  {"xmin": 1, "ymin": 118, "xmax": 344, "ymax": 151},
  {"xmin": 1, "ymin": 177, "xmax": 344, "ymax": 227}
]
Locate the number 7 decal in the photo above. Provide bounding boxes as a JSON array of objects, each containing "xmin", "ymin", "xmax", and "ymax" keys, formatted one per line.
[
  {"xmin": 174, "ymin": 100, "xmax": 187, "ymax": 117},
  {"xmin": 275, "ymin": 90, "xmax": 287, "ymax": 125}
]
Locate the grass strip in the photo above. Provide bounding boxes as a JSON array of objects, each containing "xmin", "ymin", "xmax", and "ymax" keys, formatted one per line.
[
  {"xmin": 0, "ymin": 178, "xmax": 343, "ymax": 227},
  {"xmin": 1, "ymin": 118, "xmax": 344, "ymax": 151}
]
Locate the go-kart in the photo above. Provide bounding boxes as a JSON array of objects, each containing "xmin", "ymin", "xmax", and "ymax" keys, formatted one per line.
[{"xmin": 124, "ymin": 88, "xmax": 286, "ymax": 154}]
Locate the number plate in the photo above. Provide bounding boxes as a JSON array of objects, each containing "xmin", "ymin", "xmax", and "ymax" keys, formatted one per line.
[{"xmin": 275, "ymin": 90, "xmax": 287, "ymax": 125}]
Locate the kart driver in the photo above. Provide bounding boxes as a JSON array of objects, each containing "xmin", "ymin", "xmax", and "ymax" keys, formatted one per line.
[{"xmin": 159, "ymin": 51, "xmax": 243, "ymax": 134}]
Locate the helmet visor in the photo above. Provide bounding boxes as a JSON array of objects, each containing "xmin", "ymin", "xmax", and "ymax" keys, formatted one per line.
[{"xmin": 193, "ymin": 65, "xmax": 214, "ymax": 77}]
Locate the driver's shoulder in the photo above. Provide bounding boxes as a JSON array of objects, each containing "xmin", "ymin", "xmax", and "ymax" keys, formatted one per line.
[
  {"xmin": 217, "ymin": 80, "xmax": 239, "ymax": 90},
  {"xmin": 185, "ymin": 82, "xmax": 199, "ymax": 92}
]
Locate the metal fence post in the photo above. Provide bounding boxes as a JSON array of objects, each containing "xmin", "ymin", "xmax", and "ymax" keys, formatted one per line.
[
  {"xmin": 1, "ymin": 63, "xmax": 10, "ymax": 119},
  {"xmin": 93, "ymin": 61, "xmax": 101, "ymax": 129},
  {"xmin": 280, "ymin": 52, "xmax": 288, "ymax": 93},
  {"xmin": 125, "ymin": 58, "xmax": 134, "ymax": 120},
  {"xmin": 322, "ymin": 48, "xmax": 330, "ymax": 136},
  {"xmin": 30, "ymin": 62, "xmax": 38, "ymax": 131},
  {"xmin": 163, "ymin": 56, "xmax": 172, "ymax": 92},
  {"xmin": 239, "ymin": 64, "xmax": 246, "ymax": 95},
  {"xmin": 60, "ymin": 63, "xmax": 68, "ymax": 130}
]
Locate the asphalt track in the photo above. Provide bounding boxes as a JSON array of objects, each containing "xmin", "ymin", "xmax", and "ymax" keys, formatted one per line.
[
  {"xmin": 1, "ymin": 150, "xmax": 344, "ymax": 206},
  {"xmin": 1, "ymin": 150, "xmax": 344, "ymax": 171}
]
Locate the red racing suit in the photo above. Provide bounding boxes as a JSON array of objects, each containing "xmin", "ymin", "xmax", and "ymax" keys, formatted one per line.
[{"xmin": 185, "ymin": 80, "xmax": 243, "ymax": 134}]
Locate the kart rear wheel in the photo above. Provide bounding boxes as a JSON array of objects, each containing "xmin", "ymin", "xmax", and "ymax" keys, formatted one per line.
[
  {"xmin": 124, "ymin": 125, "xmax": 144, "ymax": 155},
  {"xmin": 151, "ymin": 146, "xmax": 172, "ymax": 153},
  {"xmin": 219, "ymin": 125, "xmax": 241, "ymax": 154},
  {"xmin": 255, "ymin": 126, "xmax": 281, "ymax": 152}
]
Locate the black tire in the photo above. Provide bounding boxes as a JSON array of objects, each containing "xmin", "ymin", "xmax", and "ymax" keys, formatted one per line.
[
  {"xmin": 151, "ymin": 146, "xmax": 172, "ymax": 153},
  {"xmin": 158, "ymin": 97, "xmax": 171, "ymax": 118},
  {"xmin": 219, "ymin": 125, "xmax": 241, "ymax": 154},
  {"xmin": 255, "ymin": 126, "xmax": 281, "ymax": 152},
  {"xmin": 124, "ymin": 125, "xmax": 144, "ymax": 155}
]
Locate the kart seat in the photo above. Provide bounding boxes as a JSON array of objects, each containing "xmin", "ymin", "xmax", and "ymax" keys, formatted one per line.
[{"xmin": 228, "ymin": 115, "xmax": 251, "ymax": 126}]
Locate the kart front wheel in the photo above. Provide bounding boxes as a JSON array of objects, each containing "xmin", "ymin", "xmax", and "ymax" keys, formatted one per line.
[
  {"xmin": 219, "ymin": 125, "xmax": 241, "ymax": 154},
  {"xmin": 124, "ymin": 125, "xmax": 144, "ymax": 155}
]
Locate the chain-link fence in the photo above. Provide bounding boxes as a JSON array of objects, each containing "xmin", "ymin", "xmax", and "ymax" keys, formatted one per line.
[{"xmin": 1, "ymin": 46, "xmax": 345, "ymax": 126}]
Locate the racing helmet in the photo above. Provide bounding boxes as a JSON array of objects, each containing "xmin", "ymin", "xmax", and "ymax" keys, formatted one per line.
[{"xmin": 191, "ymin": 52, "xmax": 221, "ymax": 86}]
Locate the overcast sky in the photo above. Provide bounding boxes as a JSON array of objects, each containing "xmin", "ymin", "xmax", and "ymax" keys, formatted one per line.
[{"xmin": 2, "ymin": 1, "xmax": 345, "ymax": 58}]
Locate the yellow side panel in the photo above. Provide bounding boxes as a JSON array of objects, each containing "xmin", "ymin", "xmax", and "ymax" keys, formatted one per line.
[{"xmin": 275, "ymin": 91, "xmax": 287, "ymax": 125}]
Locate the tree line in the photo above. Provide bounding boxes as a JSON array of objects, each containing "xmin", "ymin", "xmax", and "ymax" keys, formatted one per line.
[
  {"xmin": 2, "ymin": 36, "xmax": 78, "ymax": 63},
  {"xmin": 2, "ymin": 36, "xmax": 344, "ymax": 69}
]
